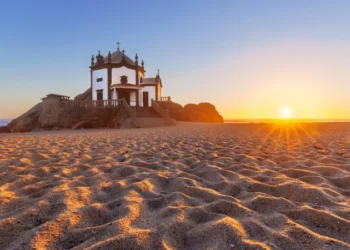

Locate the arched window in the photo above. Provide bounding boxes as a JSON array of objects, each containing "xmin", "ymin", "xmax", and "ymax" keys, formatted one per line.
[{"xmin": 140, "ymin": 76, "xmax": 143, "ymax": 83}]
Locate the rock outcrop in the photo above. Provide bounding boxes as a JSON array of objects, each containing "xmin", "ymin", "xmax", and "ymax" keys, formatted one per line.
[
  {"xmin": 38, "ymin": 97, "xmax": 60, "ymax": 128},
  {"xmin": 158, "ymin": 102, "xmax": 224, "ymax": 123},
  {"xmin": 7, "ymin": 101, "xmax": 133, "ymax": 133},
  {"xmin": 0, "ymin": 126, "xmax": 11, "ymax": 133},
  {"xmin": 57, "ymin": 107, "xmax": 126, "ymax": 129},
  {"xmin": 7, "ymin": 103, "xmax": 42, "ymax": 132},
  {"xmin": 7, "ymin": 88, "xmax": 223, "ymax": 132}
]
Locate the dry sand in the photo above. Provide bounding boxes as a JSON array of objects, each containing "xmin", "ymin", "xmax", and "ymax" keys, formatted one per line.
[{"xmin": 0, "ymin": 122, "xmax": 349, "ymax": 250}]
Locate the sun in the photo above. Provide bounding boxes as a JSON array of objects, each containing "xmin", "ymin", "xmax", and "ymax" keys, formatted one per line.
[{"xmin": 281, "ymin": 108, "xmax": 292, "ymax": 119}]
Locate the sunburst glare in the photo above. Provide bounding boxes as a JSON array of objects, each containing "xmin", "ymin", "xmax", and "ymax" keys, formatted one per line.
[{"xmin": 281, "ymin": 108, "xmax": 292, "ymax": 119}]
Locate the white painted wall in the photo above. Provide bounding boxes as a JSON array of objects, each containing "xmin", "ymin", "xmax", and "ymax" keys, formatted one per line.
[
  {"xmin": 157, "ymin": 83, "xmax": 162, "ymax": 100},
  {"xmin": 112, "ymin": 88, "xmax": 118, "ymax": 100},
  {"xmin": 92, "ymin": 69, "xmax": 108, "ymax": 100},
  {"xmin": 112, "ymin": 67, "xmax": 136, "ymax": 85},
  {"xmin": 139, "ymin": 72, "xmax": 144, "ymax": 84},
  {"xmin": 140, "ymin": 86, "xmax": 156, "ymax": 107}
]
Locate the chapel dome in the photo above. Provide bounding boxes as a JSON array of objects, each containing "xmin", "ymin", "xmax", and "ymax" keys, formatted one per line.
[{"xmin": 104, "ymin": 49, "xmax": 135, "ymax": 65}]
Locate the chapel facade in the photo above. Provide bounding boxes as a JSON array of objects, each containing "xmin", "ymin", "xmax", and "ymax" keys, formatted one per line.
[{"xmin": 90, "ymin": 43, "xmax": 162, "ymax": 107}]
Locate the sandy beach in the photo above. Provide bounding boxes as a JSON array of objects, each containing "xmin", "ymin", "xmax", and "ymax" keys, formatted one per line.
[{"xmin": 0, "ymin": 122, "xmax": 349, "ymax": 249}]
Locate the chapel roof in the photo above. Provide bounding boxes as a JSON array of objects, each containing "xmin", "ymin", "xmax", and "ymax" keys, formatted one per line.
[
  {"xmin": 103, "ymin": 49, "xmax": 135, "ymax": 65},
  {"xmin": 141, "ymin": 76, "xmax": 162, "ymax": 87},
  {"xmin": 142, "ymin": 77, "xmax": 156, "ymax": 83}
]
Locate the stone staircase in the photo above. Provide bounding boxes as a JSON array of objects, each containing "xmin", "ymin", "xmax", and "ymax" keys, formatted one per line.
[
  {"xmin": 133, "ymin": 107, "xmax": 161, "ymax": 118},
  {"xmin": 130, "ymin": 107, "xmax": 176, "ymax": 128}
]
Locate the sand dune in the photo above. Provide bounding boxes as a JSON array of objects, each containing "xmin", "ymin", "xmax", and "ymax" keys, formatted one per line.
[{"xmin": 0, "ymin": 122, "xmax": 349, "ymax": 249}]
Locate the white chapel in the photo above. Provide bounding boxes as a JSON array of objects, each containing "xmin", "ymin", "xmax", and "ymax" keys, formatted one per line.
[{"xmin": 90, "ymin": 43, "xmax": 163, "ymax": 107}]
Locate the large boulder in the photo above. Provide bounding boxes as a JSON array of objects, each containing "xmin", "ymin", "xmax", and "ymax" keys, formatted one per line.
[
  {"xmin": 158, "ymin": 102, "xmax": 224, "ymax": 123},
  {"xmin": 7, "ymin": 103, "xmax": 43, "ymax": 132},
  {"xmin": 0, "ymin": 126, "xmax": 11, "ymax": 133},
  {"xmin": 7, "ymin": 96, "xmax": 61, "ymax": 132},
  {"xmin": 7, "ymin": 88, "xmax": 93, "ymax": 132},
  {"xmin": 185, "ymin": 102, "xmax": 224, "ymax": 123},
  {"xmin": 158, "ymin": 102, "xmax": 188, "ymax": 121},
  {"xmin": 38, "ymin": 97, "xmax": 60, "ymax": 128}
]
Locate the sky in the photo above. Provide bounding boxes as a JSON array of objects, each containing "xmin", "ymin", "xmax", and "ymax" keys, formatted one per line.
[{"xmin": 0, "ymin": 0, "xmax": 350, "ymax": 119}]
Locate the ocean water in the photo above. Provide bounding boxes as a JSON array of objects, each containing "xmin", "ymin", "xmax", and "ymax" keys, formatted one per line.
[
  {"xmin": 225, "ymin": 119, "xmax": 350, "ymax": 124},
  {"xmin": 0, "ymin": 119, "xmax": 11, "ymax": 126}
]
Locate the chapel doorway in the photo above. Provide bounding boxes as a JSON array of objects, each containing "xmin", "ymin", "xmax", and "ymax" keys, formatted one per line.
[
  {"xmin": 143, "ymin": 92, "xmax": 149, "ymax": 107},
  {"xmin": 96, "ymin": 90, "xmax": 104, "ymax": 107},
  {"xmin": 118, "ymin": 89, "xmax": 130, "ymax": 104},
  {"xmin": 97, "ymin": 90, "xmax": 103, "ymax": 100}
]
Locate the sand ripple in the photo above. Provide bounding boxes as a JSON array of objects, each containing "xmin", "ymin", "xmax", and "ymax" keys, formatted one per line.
[{"xmin": 0, "ymin": 123, "xmax": 349, "ymax": 249}]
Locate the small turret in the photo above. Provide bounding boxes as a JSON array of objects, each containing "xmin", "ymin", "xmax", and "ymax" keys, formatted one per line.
[
  {"xmin": 108, "ymin": 51, "xmax": 112, "ymax": 63},
  {"xmin": 91, "ymin": 55, "xmax": 95, "ymax": 66},
  {"xmin": 156, "ymin": 69, "xmax": 160, "ymax": 81},
  {"xmin": 96, "ymin": 50, "xmax": 104, "ymax": 64},
  {"xmin": 135, "ymin": 53, "xmax": 139, "ymax": 65},
  {"xmin": 122, "ymin": 50, "xmax": 125, "ymax": 61},
  {"xmin": 141, "ymin": 60, "xmax": 144, "ymax": 69}
]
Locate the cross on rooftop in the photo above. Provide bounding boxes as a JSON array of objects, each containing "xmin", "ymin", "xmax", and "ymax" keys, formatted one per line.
[{"xmin": 117, "ymin": 41, "xmax": 120, "ymax": 50}]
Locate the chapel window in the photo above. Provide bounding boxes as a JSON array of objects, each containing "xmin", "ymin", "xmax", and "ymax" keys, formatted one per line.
[{"xmin": 97, "ymin": 77, "xmax": 103, "ymax": 82}]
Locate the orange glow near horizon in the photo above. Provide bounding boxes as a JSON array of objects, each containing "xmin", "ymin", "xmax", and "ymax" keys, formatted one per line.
[
  {"xmin": 207, "ymin": 41, "xmax": 350, "ymax": 121},
  {"xmin": 221, "ymin": 101, "xmax": 350, "ymax": 121}
]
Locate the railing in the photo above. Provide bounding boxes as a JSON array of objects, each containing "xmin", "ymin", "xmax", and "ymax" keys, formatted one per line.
[
  {"xmin": 121, "ymin": 99, "xmax": 136, "ymax": 118},
  {"xmin": 129, "ymin": 101, "xmax": 137, "ymax": 107},
  {"xmin": 60, "ymin": 99, "xmax": 123, "ymax": 109},
  {"xmin": 152, "ymin": 99, "xmax": 169, "ymax": 118},
  {"xmin": 59, "ymin": 99, "xmax": 135, "ymax": 118},
  {"xmin": 160, "ymin": 96, "xmax": 171, "ymax": 102}
]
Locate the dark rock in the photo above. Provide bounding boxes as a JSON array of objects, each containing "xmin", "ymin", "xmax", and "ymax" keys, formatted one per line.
[
  {"xmin": 0, "ymin": 126, "xmax": 11, "ymax": 133},
  {"xmin": 7, "ymin": 88, "xmax": 93, "ymax": 132},
  {"xmin": 72, "ymin": 121, "xmax": 92, "ymax": 130},
  {"xmin": 7, "ymin": 103, "xmax": 42, "ymax": 133},
  {"xmin": 8, "ymin": 86, "xmax": 223, "ymax": 132},
  {"xmin": 18, "ymin": 128, "xmax": 31, "ymax": 133},
  {"xmin": 158, "ymin": 102, "xmax": 223, "ymax": 123},
  {"xmin": 31, "ymin": 128, "xmax": 45, "ymax": 132}
]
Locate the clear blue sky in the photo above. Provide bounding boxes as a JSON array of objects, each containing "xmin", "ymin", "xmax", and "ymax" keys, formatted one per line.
[{"xmin": 1, "ymin": 0, "xmax": 350, "ymax": 119}]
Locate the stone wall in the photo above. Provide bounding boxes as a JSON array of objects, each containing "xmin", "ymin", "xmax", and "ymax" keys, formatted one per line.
[
  {"xmin": 38, "ymin": 98, "xmax": 60, "ymax": 128},
  {"xmin": 57, "ymin": 107, "xmax": 125, "ymax": 129}
]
